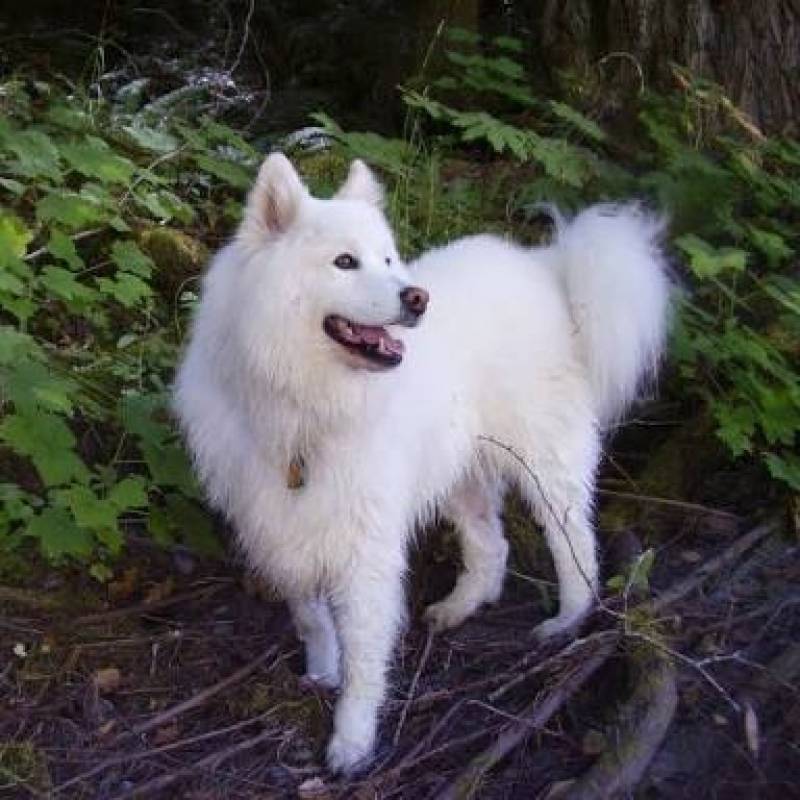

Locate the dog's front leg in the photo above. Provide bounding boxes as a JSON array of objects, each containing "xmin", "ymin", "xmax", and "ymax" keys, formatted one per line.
[
  {"xmin": 288, "ymin": 595, "xmax": 341, "ymax": 689},
  {"xmin": 326, "ymin": 553, "xmax": 405, "ymax": 774}
]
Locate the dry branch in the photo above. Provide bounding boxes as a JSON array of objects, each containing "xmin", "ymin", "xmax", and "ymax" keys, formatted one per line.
[
  {"xmin": 434, "ymin": 638, "xmax": 617, "ymax": 800},
  {"xmin": 566, "ymin": 651, "xmax": 678, "ymax": 799},
  {"xmin": 109, "ymin": 727, "xmax": 276, "ymax": 799},
  {"xmin": 649, "ymin": 518, "xmax": 779, "ymax": 614},
  {"xmin": 118, "ymin": 645, "xmax": 278, "ymax": 741}
]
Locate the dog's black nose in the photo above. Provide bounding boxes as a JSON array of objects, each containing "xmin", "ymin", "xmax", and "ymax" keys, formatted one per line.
[{"xmin": 399, "ymin": 286, "xmax": 429, "ymax": 317}]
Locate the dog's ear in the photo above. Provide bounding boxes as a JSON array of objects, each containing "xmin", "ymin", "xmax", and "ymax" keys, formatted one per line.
[
  {"xmin": 243, "ymin": 153, "xmax": 307, "ymax": 237},
  {"xmin": 336, "ymin": 160, "xmax": 384, "ymax": 207}
]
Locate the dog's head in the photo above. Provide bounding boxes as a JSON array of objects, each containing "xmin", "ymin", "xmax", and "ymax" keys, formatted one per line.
[{"xmin": 236, "ymin": 153, "xmax": 427, "ymax": 372}]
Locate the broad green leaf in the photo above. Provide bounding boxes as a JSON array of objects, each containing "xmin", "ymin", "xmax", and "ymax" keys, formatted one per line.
[
  {"xmin": 47, "ymin": 230, "xmax": 84, "ymax": 270},
  {"xmin": 713, "ymin": 402, "xmax": 756, "ymax": 457},
  {"xmin": 549, "ymin": 101, "xmax": 607, "ymax": 142},
  {"xmin": 193, "ymin": 153, "xmax": 253, "ymax": 189},
  {"xmin": 2, "ymin": 359, "xmax": 76, "ymax": 413},
  {"xmin": 110, "ymin": 240, "xmax": 155, "ymax": 277},
  {"xmin": 764, "ymin": 452, "xmax": 800, "ymax": 491},
  {"xmin": 26, "ymin": 507, "xmax": 93, "ymax": 560},
  {"xmin": 675, "ymin": 234, "xmax": 748, "ymax": 278},
  {"xmin": 96, "ymin": 272, "xmax": 152, "ymax": 308},
  {"xmin": 60, "ymin": 135, "xmax": 136, "ymax": 184},
  {"xmin": 108, "ymin": 476, "xmax": 149, "ymax": 510},
  {"xmin": 0, "ymin": 212, "xmax": 33, "ymax": 261},
  {"xmin": 166, "ymin": 494, "xmax": 222, "ymax": 557},
  {"xmin": 4, "ymin": 129, "xmax": 62, "ymax": 181},
  {"xmin": 40, "ymin": 266, "xmax": 97, "ymax": 305},
  {"xmin": 36, "ymin": 191, "xmax": 108, "ymax": 231},
  {"xmin": 121, "ymin": 123, "xmax": 179, "ymax": 154},
  {"xmin": 55, "ymin": 485, "xmax": 118, "ymax": 531},
  {"xmin": 0, "ymin": 410, "xmax": 89, "ymax": 486}
]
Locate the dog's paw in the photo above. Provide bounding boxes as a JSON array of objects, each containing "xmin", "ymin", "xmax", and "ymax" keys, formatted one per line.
[
  {"xmin": 424, "ymin": 598, "xmax": 471, "ymax": 632},
  {"xmin": 532, "ymin": 612, "xmax": 583, "ymax": 641},
  {"xmin": 299, "ymin": 671, "xmax": 341, "ymax": 691},
  {"xmin": 326, "ymin": 733, "xmax": 372, "ymax": 775}
]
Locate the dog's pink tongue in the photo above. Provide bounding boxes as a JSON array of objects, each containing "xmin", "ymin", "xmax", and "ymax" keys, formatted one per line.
[{"xmin": 354, "ymin": 323, "xmax": 405, "ymax": 355}]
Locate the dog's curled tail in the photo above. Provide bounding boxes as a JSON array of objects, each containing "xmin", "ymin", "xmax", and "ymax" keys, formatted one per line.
[{"xmin": 552, "ymin": 204, "xmax": 671, "ymax": 427}]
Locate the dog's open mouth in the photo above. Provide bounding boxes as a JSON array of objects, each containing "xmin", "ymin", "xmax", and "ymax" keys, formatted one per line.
[{"xmin": 323, "ymin": 315, "xmax": 405, "ymax": 368}]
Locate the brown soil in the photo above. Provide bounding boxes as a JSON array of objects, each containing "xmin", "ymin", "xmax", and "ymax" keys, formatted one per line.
[{"xmin": 2, "ymin": 504, "xmax": 799, "ymax": 800}]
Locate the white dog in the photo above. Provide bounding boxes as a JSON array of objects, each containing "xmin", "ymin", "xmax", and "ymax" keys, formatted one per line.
[{"xmin": 173, "ymin": 154, "xmax": 670, "ymax": 773}]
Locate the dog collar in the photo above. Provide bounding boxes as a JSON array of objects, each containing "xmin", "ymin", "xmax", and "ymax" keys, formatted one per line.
[{"xmin": 287, "ymin": 454, "xmax": 306, "ymax": 489}]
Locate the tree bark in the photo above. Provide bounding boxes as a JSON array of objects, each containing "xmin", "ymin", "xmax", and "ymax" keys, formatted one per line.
[{"xmin": 518, "ymin": 0, "xmax": 800, "ymax": 133}]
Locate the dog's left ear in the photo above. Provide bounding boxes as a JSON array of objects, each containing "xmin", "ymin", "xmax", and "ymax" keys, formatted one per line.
[
  {"xmin": 242, "ymin": 153, "xmax": 308, "ymax": 240},
  {"xmin": 336, "ymin": 160, "xmax": 384, "ymax": 207}
]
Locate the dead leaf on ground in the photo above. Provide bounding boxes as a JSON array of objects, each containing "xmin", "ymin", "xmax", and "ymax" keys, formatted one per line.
[{"xmin": 92, "ymin": 666, "xmax": 122, "ymax": 693}]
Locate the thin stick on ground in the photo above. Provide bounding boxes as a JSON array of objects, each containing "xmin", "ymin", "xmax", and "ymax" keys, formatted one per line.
[
  {"xmin": 434, "ymin": 638, "xmax": 617, "ymax": 800},
  {"xmin": 117, "ymin": 645, "xmax": 279, "ymax": 741},
  {"xmin": 393, "ymin": 628, "xmax": 434, "ymax": 745},
  {"xmin": 108, "ymin": 727, "xmax": 277, "ymax": 800},
  {"xmin": 52, "ymin": 712, "xmax": 275, "ymax": 794},
  {"xmin": 75, "ymin": 581, "xmax": 230, "ymax": 626},
  {"xmin": 649, "ymin": 518, "xmax": 779, "ymax": 614}
]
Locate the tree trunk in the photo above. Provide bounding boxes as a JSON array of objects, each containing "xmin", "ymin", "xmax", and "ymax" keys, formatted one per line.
[{"xmin": 518, "ymin": 0, "xmax": 800, "ymax": 134}]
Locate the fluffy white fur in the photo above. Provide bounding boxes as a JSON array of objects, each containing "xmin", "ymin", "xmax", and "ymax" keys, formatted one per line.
[{"xmin": 173, "ymin": 153, "xmax": 670, "ymax": 773}]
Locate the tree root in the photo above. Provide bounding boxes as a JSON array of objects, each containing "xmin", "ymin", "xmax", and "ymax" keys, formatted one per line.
[
  {"xmin": 566, "ymin": 648, "xmax": 678, "ymax": 799},
  {"xmin": 433, "ymin": 638, "xmax": 617, "ymax": 800}
]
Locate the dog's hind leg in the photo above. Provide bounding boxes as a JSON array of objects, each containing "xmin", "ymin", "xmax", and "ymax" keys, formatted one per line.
[
  {"xmin": 509, "ymin": 427, "xmax": 600, "ymax": 639},
  {"xmin": 289, "ymin": 595, "xmax": 341, "ymax": 689},
  {"xmin": 425, "ymin": 475, "xmax": 509, "ymax": 631}
]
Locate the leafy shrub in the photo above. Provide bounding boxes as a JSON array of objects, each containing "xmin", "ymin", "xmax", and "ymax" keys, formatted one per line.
[
  {"xmin": 0, "ymin": 81, "xmax": 261, "ymax": 574},
  {"xmin": 315, "ymin": 29, "xmax": 799, "ymax": 491}
]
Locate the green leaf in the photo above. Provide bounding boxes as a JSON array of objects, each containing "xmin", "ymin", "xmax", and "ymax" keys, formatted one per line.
[
  {"xmin": 764, "ymin": 452, "xmax": 800, "ymax": 491},
  {"xmin": 0, "ymin": 177, "xmax": 25, "ymax": 196},
  {"xmin": 89, "ymin": 562, "xmax": 114, "ymax": 582},
  {"xmin": 40, "ymin": 266, "xmax": 97, "ymax": 305},
  {"xmin": 55, "ymin": 485, "xmax": 118, "ymax": 530},
  {"xmin": 36, "ymin": 191, "xmax": 108, "ymax": 231},
  {"xmin": 549, "ymin": 101, "xmax": 607, "ymax": 143},
  {"xmin": 193, "ymin": 154, "xmax": 253, "ymax": 189},
  {"xmin": 675, "ymin": 234, "xmax": 748, "ymax": 278},
  {"xmin": 121, "ymin": 123, "xmax": 180, "ymax": 154},
  {"xmin": 110, "ymin": 240, "xmax": 155, "ymax": 277},
  {"xmin": 60, "ymin": 135, "xmax": 136, "ymax": 184},
  {"xmin": 26, "ymin": 507, "xmax": 93, "ymax": 560},
  {"xmin": 166, "ymin": 494, "xmax": 222, "ymax": 557},
  {"xmin": 0, "ymin": 410, "xmax": 89, "ymax": 486},
  {"xmin": 746, "ymin": 226, "xmax": 793, "ymax": 269},
  {"xmin": 96, "ymin": 272, "xmax": 153, "ymax": 308},
  {"xmin": 2, "ymin": 359, "xmax": 77, "ymax": 413},
  {"xmin": 713, "ymin": 402, "xmax": 756, "ymax": 457},
  {"xmin": 3, "ymin": 129, "xmax": 62, "ymax": 181},
  {"xmin": 0, "ymin": 212, "xmax": 33, "ymax": 262},
  {"xmin": 47, "ymin": 230, "xmax": 84, "ymax": 270},
  {"xmin": 492, "ymin": 36, "xmax": 524, "ymax": 53},
  {"xmin": 108, "ymin": 476, "xmax": 149, "ymax": 510}
]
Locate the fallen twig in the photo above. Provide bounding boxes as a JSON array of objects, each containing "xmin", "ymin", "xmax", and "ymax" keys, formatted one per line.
[
  {"xmin": 75, "ymin": 581, "xmax": 229, "ymax": 626},
  {"xmin": 393, "ymin": 628, "xmax": 434, "ymax": 745},
  {"xmin": 434, "ymin": 638, "xmax": 617, "ymax": 800},
  {"xmin": 52, "ymin": 712, "xmax": 274, "ymax": 794},
  {"xmin": 117, "ymin": 645, "xmax": 279, "ymax": 741},
  {"xmin": 649, "ymin": 518, "xmax": 780, "ymax": 614},
  {"xmin": 597, "ymin": 487, "xmax": 740, "ymax": 519},
  {"xmin": 108, "ymin": 727, "xmax": 276, "ymax": 799}
]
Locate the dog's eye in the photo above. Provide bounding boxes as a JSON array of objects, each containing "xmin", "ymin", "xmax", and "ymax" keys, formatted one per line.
[
  {"xmin": 334, "ymin": 253, "xmax": 359, "ymax": 270},
  {"xmin": 385, "ymin": 257, "xmax": 392, "ymax": 267}
]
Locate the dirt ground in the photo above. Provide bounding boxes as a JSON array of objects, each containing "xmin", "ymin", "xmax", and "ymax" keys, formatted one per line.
[{"xmin": 2, "ymin": 496, "xmax": 799, "ymax": 800}]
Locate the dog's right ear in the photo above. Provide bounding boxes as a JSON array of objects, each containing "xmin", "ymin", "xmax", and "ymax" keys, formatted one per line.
[{"xmin": 242, "ymin": 153, "xmax": 307, "ymax": 239}]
